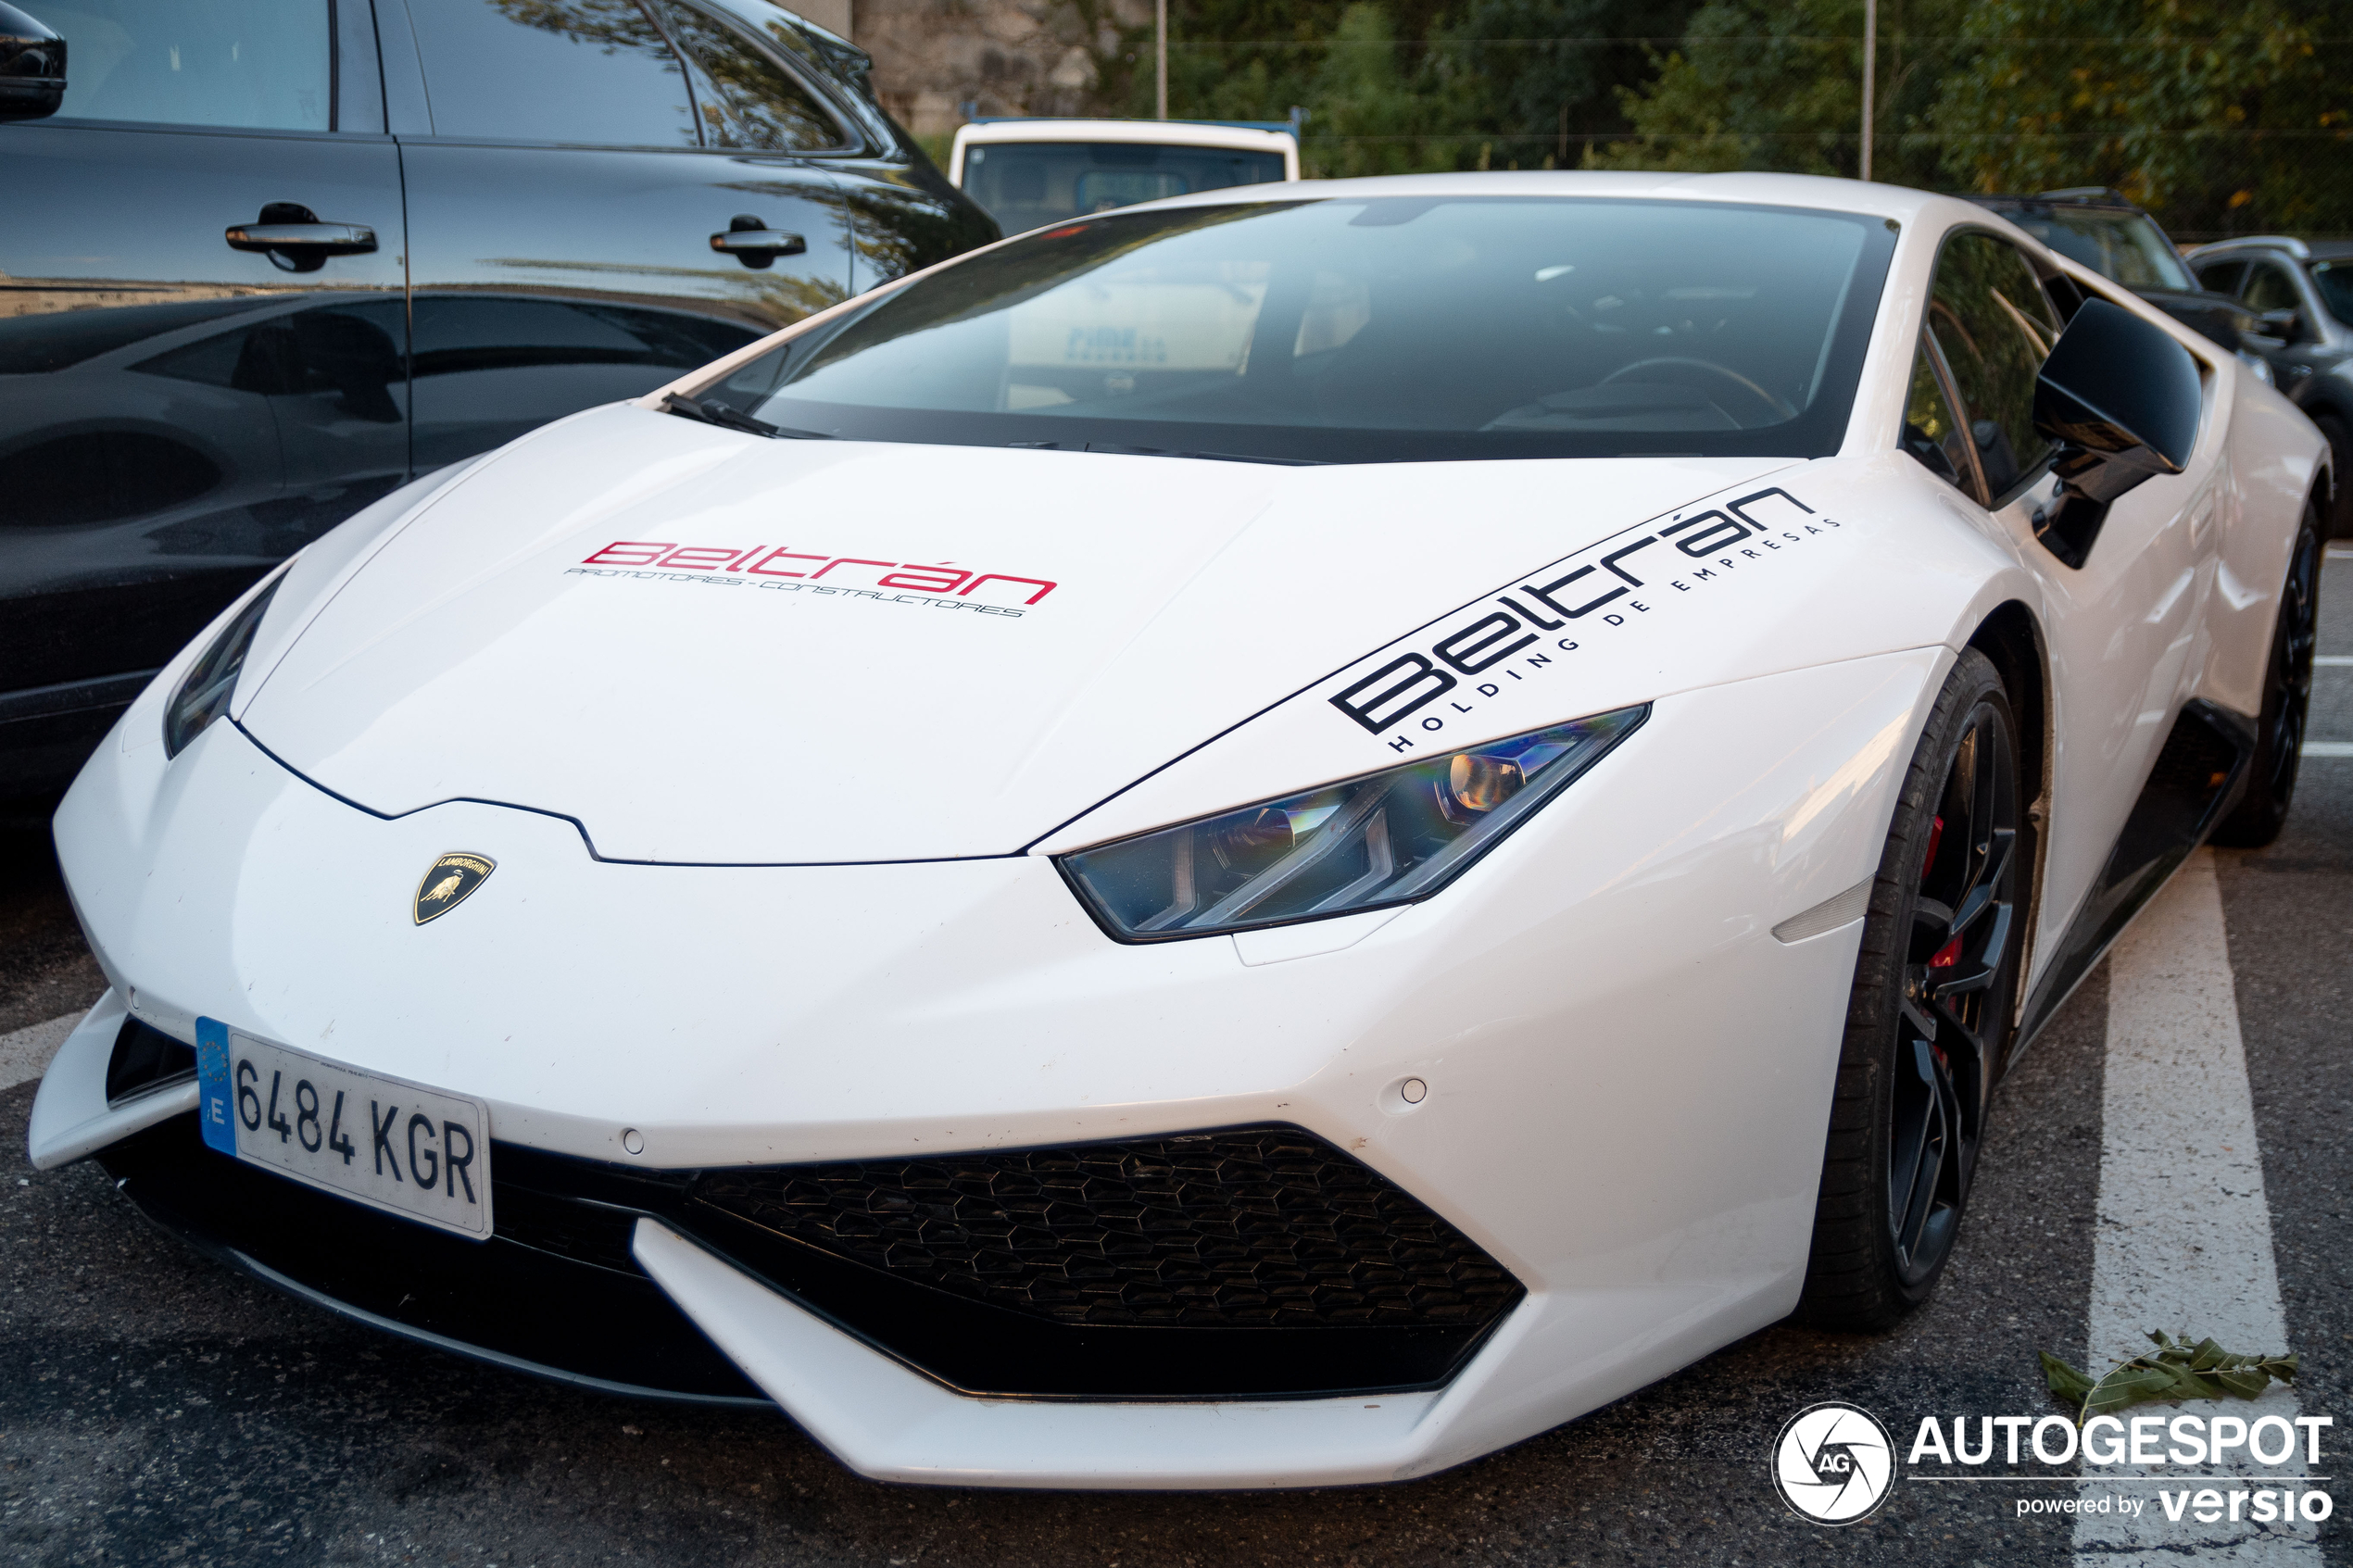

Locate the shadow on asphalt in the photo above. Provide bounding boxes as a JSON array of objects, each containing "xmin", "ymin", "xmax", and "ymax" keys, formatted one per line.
[{"xmin": 0, "ymin": 794, "xmax": 103, "ymax": 1037}]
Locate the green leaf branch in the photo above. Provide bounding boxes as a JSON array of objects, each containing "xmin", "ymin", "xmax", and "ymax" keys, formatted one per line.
[{"xmin": 2042, "ymin": 1330, "xmax": 2298, "ymax": 1425}]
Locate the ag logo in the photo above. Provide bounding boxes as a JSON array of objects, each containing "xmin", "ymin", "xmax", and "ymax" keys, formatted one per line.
[
  {"xmin": 413, "ymin": 852, "xmax": 496, "ymax": 925},
  {"xmin": 1772, "ymin": 1401, "xmax": 1895, "ymax": 1524}
]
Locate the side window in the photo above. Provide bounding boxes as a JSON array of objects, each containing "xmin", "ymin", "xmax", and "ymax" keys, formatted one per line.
[
  {"xmin": 2241, "ymin": 262, "xmax": 2303, "ymax": 315},
  {"xmin": 2193, "ymin": 258, "xmax": 2247, "ymax": 297},
  {"xmin": 39, "ymin": 0, "xmax": 330, "ymax": 131},
  {"xmin": 2311, "ymin": 261, "xmax": 2353, "ymax": 330},
  {"xmin": 1922, "ymin": 232, "xmax": 2061, "ymax": 503},
  {"xmin": 1902, "ymin": 338, "xmax": 1978, "ymax": 498},
  {"xmin": 404, "ymin": 0, "xmax": 698, "ymax": 147},
  {"xmin": 648, "ymin": 0, "xmax": 845, "ymax": 152}
]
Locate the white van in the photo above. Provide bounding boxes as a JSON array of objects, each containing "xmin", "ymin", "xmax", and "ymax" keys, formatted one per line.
[{"xmin": 949, "ymin": 119, "xmax": 1300, "ymax": 236}]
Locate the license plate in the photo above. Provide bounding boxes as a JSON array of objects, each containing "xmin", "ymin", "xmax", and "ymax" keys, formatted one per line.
[{"xmin": 194, "ymin": 1019, "xmax": 494, "ymax": 1240}]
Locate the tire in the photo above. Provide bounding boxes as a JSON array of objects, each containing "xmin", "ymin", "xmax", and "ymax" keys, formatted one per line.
[
  {"xmin": 1796, "ymin": 648, "xmax": 2026, "ymax": 1331},
  {"xmin": 2311, "ymin": 412, "xmax": 2353, "ymax": 539},
  {"xmin": 2212, "ymin": 494, "xmax": 2324, "ymax": 848}
]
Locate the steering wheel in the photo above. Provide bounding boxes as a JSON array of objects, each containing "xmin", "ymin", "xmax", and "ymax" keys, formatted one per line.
[{"xmin": 1599, "ymin": 358, "xmax": 1798, "ymax": 427}]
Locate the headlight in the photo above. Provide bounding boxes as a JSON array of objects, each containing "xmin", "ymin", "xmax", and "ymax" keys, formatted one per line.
[
  {"xmin": 163, "ymin": 571, "xmax": 288, "ymax": 758},
  {"xmin": 1059, "ymin": 706, "xmax": 1647, "ymax": 941}
]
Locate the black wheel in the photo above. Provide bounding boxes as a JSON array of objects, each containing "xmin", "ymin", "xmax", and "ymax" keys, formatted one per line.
[
  {"xmin": 1797, "ymin": 649, "xmax": 2025, "ymax": 1330},
  {"xmin": 2213, "ymin": 494, "xmax": 2324, "ymax": 847},
  {"xmin": 2310, "ymin": 413, "xmax": 2352, "ymax": 538}
]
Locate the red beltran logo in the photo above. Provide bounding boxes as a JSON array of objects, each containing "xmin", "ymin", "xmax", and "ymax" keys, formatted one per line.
[{"xmin": 580, "ymin": 542, "xmax": 1058, "ymax": 606}]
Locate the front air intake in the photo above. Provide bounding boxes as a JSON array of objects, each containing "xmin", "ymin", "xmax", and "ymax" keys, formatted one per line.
[
  {"xmin": 690, "ymin": 1127, "xmax": 1516, "ymax": 1332},
  {"xmin": 678, "ymin": 1125, "xmax": 1524, "ymax": 1398}
]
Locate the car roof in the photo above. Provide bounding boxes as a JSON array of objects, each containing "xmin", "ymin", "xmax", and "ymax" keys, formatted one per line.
[
  {"xmin": 1966, "ymin": 193, "xmax": 2146, "ymax": 217},
  {"xmin": 952, "ymin": 119, "xmax": 1297, "ymax": 154},
  {"xmin": 2184, "ymin": 235, "xmax": 2353, "ymax": 265},
  {"xmin": 1114, "ymin": 168, "xmax": 1969, "ymax": 224}
]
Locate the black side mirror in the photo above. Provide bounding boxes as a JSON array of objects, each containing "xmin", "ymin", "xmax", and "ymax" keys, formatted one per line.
[
  {"xmin": 2030, "ymin": 297, "xmax": 2202, "ymax": 568},
  {"xmin": 2253, "ymin": 306, "xmax": 2301, "ymax": 343},
  {"xmin": 0, "ymin": 2, "xmax": 65, "ymax": 120}
]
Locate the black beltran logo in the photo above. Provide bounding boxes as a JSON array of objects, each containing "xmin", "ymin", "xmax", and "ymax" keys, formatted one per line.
[{"xmin": 413, "ymin": 852, "xmax": 496, "ymax": 924}]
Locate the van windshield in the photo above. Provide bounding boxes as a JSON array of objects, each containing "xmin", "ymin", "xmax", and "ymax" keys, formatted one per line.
[
  {"xmin": 698, "ymin": 196, "xmax": 1896, "ymax": 465},
  {"xmin": 963, "ymin": 141, "xmax": 1289, "ymax": 232}
]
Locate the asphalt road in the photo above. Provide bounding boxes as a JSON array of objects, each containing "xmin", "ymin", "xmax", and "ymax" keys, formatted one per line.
[{"xmin": 2, "ymin": 553, "xmax": 2347, "ymax": 1568}]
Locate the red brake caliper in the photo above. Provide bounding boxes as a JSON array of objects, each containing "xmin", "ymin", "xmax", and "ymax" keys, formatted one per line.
[{"xmin": 1922, "ymin": 814, "xmax": 1956, "ymax": 1064}]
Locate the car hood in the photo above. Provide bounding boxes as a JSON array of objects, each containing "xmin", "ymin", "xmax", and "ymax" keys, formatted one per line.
[{"xmin": 236, "ymin": 405, "xmax": 1793, "ymax": 862}]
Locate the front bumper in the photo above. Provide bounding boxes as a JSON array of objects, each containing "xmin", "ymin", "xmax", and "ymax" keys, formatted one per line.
[{"xmin": 43, "ymin": 645, "xmax": 1944, "ymax": 1485}]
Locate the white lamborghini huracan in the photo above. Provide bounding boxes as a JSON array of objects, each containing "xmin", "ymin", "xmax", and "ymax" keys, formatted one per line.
[{"xmin": 31, "ymin": 172, "xmax": 2327, "ymax": 1488}]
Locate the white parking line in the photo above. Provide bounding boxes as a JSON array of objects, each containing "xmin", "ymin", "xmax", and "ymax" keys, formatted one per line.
[
  {"xmin": 2314, "ymin": 656, "xmax": 2353, "ymax": 666},
  {"xmin": 2306, "ymin": 743, "xmax": 2353, "ymax": 758},
  {"xmin": 2076, "ymin": 851, "xmax": 2320, "ymax": 1562},
  {"xmin": 0, "ymin": 1012, "xmax": 81, "ymax": 1095}
]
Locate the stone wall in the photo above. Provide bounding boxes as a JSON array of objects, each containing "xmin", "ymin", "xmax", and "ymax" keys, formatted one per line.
[{"xmin": 836, "ymin": 0, "xmax": 1148, "ymax": 140}]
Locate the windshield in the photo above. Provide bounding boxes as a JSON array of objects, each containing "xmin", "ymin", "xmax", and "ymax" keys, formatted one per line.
[
  {"xmin": 963, "ymin": 141, "xmax": 1289, "ymax": 232},
  {"xmin": 2312, "ymin": 261, "xmax": 2353, "ymax": 327},
  {"xmin": 2003, "ymin": 208, "xmax": 2194, "ymax": 292},
  {"xmin": 697, "ymin": 196, "xmax": 1895, "ymax": 464}
]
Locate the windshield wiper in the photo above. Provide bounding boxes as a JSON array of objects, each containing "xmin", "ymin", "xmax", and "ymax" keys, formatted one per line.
[
  {"xmin": 659, "ymin": 393, "xmax": 833, "ymax": 441},
  {"xmin": 1011, "ymin": 439, "xmax": 1324, "ymax": 467}
]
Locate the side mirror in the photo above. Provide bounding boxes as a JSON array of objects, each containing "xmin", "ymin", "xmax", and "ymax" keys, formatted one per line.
[
  {"xmin": 0, "ymin": 2, "xmax": 65, "ymax": 120},
  {"xmin": 2030, "ymin": 297, "xmax": 2202, "ymax": 568},
  {"xmin": 2253, "ymin": 306, "xmax": 2301, "ymax": 342}
]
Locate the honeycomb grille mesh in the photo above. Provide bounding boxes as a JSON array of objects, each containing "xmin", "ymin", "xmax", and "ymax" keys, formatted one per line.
[{"xmin": 688, "ymin": 1126, "xmax": 1521, "ymax": 1330}]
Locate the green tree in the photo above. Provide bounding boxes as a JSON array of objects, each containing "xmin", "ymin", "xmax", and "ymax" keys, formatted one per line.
[
  {"xmin": 1595, "ymin": 0, "xmax": 1965, "ymax": 184},
  {"xmin": 1933, "ymin": 0, "xmax": 2353, "ymax": 237},
  {"xmin": 1429, "ymin": 0, "xmax": 1703, "ymax": 169},
  {"xmin": 1304, "ymin": 4, "xmax": 1444, "ymax": 175}
]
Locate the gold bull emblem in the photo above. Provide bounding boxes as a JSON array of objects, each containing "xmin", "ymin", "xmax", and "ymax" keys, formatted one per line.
[{"xmin": 413, "ymin": 854, "xmax": 496, "ymax": 924}]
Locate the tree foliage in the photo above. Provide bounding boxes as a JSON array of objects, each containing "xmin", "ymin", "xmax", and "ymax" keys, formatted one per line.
[
  {"xmin": 1082, "ymin": 0, "xmax": 2351, "ymax": 236},
  {"xmin": 1597, "ymin": 0, "xmax": 1963, "ymax": 186},
  {"xmin": 1935, "ymin": 0, "xmax": 2353, "ymax": 236}
]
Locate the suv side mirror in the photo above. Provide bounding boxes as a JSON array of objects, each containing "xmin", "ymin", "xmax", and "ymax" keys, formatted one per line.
[
  {"xmin": 2253, "ymin": 306, "xmax": 2301, "ymax": 342},
  {"xmin": 2030, "ymin": 297, "xmax": 2201, "ymax": 568},
  {"xmin": 0, "ymin": 2, "xmax": 65, "ymax": 120}
]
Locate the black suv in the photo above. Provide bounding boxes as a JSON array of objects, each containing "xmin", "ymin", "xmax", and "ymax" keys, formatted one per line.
[
  {"xmin": 1964, "ymin": 188, "xmax": 2257, "ymax": 354},
  {"xmin": 0, "ymin": 0, "xmax": 996, "ymax": 797},
  {"xmin": 2185, "ymin": 236, "xmax": 2353, "ymax": 536}
]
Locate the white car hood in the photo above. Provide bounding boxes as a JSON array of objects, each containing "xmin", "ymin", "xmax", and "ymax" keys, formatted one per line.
[{"xmin": 236, "ymin": 405, "xmax": 1792, "ymax": 862}]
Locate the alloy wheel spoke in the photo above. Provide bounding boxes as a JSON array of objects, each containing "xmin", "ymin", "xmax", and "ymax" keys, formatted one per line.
[
  {"xmin": 1892, "ymin": 1039, "xmax": 1947, "ymax": 1265},
  {"xmin": 1929, "ymin": 901, "xmax": 2014, "ymax": 1001},
  {"xmin": 1948, "ymin": 824, "xmax": 2014, "ymax": 933}
]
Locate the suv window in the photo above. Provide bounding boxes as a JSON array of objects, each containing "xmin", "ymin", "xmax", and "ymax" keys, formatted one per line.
[
  {"xmin": 406, "ymin": 0, "xmax": 698, "ymax": 146},
  {"xmin": 1913, "ymin": 232, "xmax": 2060, "ymax": 502},
  {"xmin": 2001, "ymin": 207, "xmax": 2192, "ymax": 292},
  {"xmin": 648, "ymin": 0, "xmax": 843, "ymax": 152},
  {"xmin": 2312, "ymin": 261, "xmax": 2353, "ymax": 328},
  {"xmin": 2242, "ymin": 261, "xmax": 2304, "ymax": 315},
  {"xmin": 2192, "ymin": 258, "xmax": 2247, "ymax": 297},
  {"xmin": 40, "ymin": 0, "xmax": 330, "ymax": 131}
]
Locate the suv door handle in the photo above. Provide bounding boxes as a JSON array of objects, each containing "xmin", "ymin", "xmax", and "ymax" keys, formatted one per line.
[
  {"xmin": 226, "ymin": 203, "xmax": 378, "ymax": 272},
  {"xmin": 711, "ymin": 214, "xmax": 805, "ymax": 269}
]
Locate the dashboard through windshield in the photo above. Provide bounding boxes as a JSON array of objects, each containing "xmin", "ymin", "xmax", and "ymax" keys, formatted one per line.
[{"xmin": 696, "ymin": 196, "xmax": 1897, "ymax": 464}]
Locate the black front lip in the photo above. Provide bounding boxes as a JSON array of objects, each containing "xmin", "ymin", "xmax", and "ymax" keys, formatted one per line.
[{"xmin": 98, "ymin": 1112, "xmax": 770, "ymax": 1405}]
